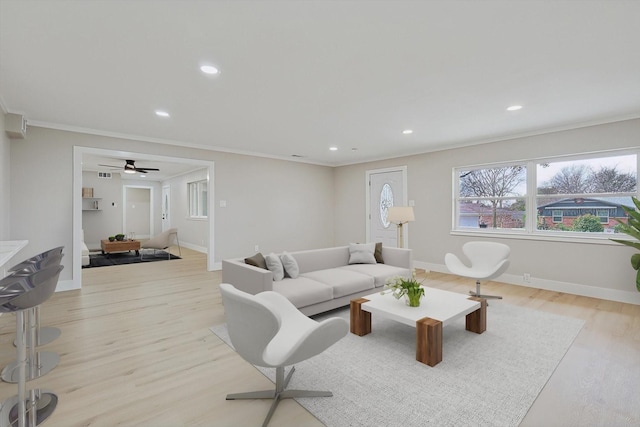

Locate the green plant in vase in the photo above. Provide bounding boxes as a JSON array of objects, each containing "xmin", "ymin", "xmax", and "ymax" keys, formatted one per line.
[
  {"xmin": 610, "ymin": 196, "xmax": 640, "ymax": 292},
  {"xmin": 384, "ymin": 271, "xmax": 425, "ymax": 307}
]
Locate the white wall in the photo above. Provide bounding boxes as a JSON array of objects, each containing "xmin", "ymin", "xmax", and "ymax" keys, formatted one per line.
[
  {"xmin": 334, "ymin": 118, "xmax": 640, "ymax": 304},
  {"xmin": 10, "ymin": 126, "xmax": 335, "ymax": 283},
  {"xmin": 0, "ymin": 114, "xmax": 10, "ymax": 240}
]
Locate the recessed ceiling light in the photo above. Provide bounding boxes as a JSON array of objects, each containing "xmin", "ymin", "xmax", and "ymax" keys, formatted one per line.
[
  {"xmin": 329, "ymin": 147, "xmax": 338, "ymax": 151},
  {"xmin": 200, "ymin": 65, "xmax": 220, "ymax": 75},
  {"xmin": 506, "ymin": 105, "xmax": 523, "ymax": 111},
  {"xmin": 402, "ymin": 129, "xmax": 413, "ymax": 135},
  {"xmin": 155, "ymin": 110, "xmax": 170, "ymax": 118},
  {"xmin": 139, "ymin": 174, "xmax": 146, "ymax": 178}
]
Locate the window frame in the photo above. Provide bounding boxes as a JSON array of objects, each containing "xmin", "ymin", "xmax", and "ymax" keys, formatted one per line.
[
  {"xmin": 188, "ymin": 179, "xmax": 208, "ymax": 219},
  {"xmin": 452, "ymin": 148, "xmax": 638, "ymax": 244}
]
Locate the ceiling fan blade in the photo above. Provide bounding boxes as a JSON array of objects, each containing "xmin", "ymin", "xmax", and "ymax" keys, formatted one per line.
[
  {"xmin": 135, "ymin": 167, "xmax": 159, "ymax": 171},
  {"xmin": 98, "ymin": 164, "xmax": 122, "ymax": 168}
]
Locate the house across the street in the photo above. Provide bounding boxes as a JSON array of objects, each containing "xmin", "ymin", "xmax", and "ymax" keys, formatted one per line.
[{"xmin": 537, "ymin": 197, "xmax": 634, "ymax": 231}]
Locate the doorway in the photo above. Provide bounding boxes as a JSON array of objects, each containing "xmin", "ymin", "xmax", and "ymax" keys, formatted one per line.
[
  {"xmin": 123, "ymin": 186, "xmax": 153, "ymax": 240},
  {"xmin": 161, "ymin": 185, "xmax": 170, "ymax": 232},
  {"xmin": 73, "ymin": 146, "xmax": 215, "ymax": 290}
]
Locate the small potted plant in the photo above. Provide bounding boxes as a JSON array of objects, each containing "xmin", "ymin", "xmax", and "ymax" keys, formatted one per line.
[
  {"xmin": 383, "ymin": 271, "xmax": 425, "ymax": 307},
  {"xmin": 108, "ymin": 236, "xmax": 116, "ymax": 242},
  {"xmin": 115, "ymin": 233, "xmax": 125, "ymax": 241}
]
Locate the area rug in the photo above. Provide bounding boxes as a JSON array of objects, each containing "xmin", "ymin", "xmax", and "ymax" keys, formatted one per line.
[
  {"xmin": 83, "ymin": 251, "xmax": 180, "ymax": 268},
  {"xmin": 210, "ymin": 301, "xmax": 584, "ymax": 427}
]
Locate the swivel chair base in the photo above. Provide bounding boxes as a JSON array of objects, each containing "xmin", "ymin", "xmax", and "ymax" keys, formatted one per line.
[
  {"xmin": 1, "ymin": 352, "xmax": 60, "ymax": 383},
  {"xmin": 0, "ymin": 389, "xmax": 58, "ymax": 427},
  {"xmin": 469, "ymin": 280, "xmax": 502, "ymax": 300},
  {"xmin": 226, "ymin": 366, "xmax": 332, "ymax": 427}
]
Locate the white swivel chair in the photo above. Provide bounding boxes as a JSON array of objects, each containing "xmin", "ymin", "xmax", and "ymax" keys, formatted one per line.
[
  {"xmin": 444, "ymin": 241, "xmax": 511, "ymax": 300},
  {"xmin": 219, "ymin": 283, "xmax": 349, "ymax": 427},
  {"xmin": 140, "ymin": 228, "xmax": 181, "ymax": 260}
]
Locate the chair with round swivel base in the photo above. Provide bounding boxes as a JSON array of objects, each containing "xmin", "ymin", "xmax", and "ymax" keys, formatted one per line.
[
  {"xmin": 444, "ymin": 241, "xmax": 511, "ymax": 300},
  {"xmin": 0, "ymin": 264, "xmax": 63, "ymax": 427},
  {"xmin": 220, "ymin": 283, "xmax": 348, "ymax": 427},
  {"xmin": 9, "ymin": 249, "xmax": 64, "ymax": 349}
]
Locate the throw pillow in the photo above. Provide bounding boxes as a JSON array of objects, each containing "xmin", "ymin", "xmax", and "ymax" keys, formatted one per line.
[
  {"xmin": 265, "ymin": 253, "xmax": 285, "ymax": 281},
  {"xmin": 280, "ymin": 251, "xmax": 300, "ymax": 279},
  {"xmin": 374, "ymin": 242, "xmax": 384, "ymax": 264},
  {"xmin": 348, "ymin": 242, "xmax": 377, "ymax": 264},
  {"xmin": 244, "ymin": 252, "xmax": 267, "ymax": 270}
]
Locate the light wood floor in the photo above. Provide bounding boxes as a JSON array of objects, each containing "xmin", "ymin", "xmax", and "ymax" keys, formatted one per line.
[{"xmin": 0, "ymin": 248, "xmax": 638, "ymax": 426}]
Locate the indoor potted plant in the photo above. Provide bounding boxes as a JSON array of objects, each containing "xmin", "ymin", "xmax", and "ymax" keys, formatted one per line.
[
  {"xmin": 383, "ymin": 271, "xmax": 425, "ymax": 307},
  {"xmin": 115, "ymin": 233, "xmax": 125, "ymax": 241},
  {"xmin": 610, "ymin": 196, "xmax": 640, "ymax": 292}
]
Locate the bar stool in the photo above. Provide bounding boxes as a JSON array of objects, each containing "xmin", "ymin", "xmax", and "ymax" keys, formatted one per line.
[
  {"xmin": 9, "ymin": 250, "xmax": 64, "ymax": 348},
  {"xmin": 0, "ymin": 264, "xmax": 63, "ymax": 427}
]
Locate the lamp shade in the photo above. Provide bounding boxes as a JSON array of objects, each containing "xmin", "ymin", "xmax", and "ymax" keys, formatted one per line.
[{"xmin": 387, "ymin": 206, "xmax": 415, "ymax": 224}]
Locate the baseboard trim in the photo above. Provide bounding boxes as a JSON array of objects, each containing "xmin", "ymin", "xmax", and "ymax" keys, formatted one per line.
[
  {"xmin": 179, "ymin": 242, "xmax": 207, "ymax": 254},
  {"xmin": 414, "ymin": 260, "xmax": 640, "ymax": 306},
  {"xmin": 55, "ymin": 279, "xmax": 79, "ymax": 292}
]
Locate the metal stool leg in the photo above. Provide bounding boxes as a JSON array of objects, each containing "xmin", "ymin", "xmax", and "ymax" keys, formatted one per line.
[
  {"xmin": 13, "ymin": 306, "xmax": 61, "ymax": 347},
  {"xmin": 2, "ymin": 309, "xmax": 59, "ymax": 383},
  {"xmin": 0, "ymin": 309, "xmax": 58, "ymax": 427}
]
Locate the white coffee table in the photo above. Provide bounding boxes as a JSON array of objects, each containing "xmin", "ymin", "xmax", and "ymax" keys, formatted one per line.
[{"xmin": 350, "ymin": 287, "xmax": 487, "ymax": 366}]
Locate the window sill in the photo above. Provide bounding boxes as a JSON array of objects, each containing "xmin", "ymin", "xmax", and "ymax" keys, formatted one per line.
[{"xmin": 450, "ymin": 228, "xmax": 632, "ymax": 246}]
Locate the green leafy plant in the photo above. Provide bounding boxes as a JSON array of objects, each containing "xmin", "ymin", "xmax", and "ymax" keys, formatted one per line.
[
  {"xmin": 115, "ymin": 233, "xmax": 125, "ymax": 241},
  {"xmin": 610, "ymin": 196, "xmax": 640, "ymax": 292},
  {"xmin": 571, "ymin": 214, "xmax": 604, "ymax": 232},
  {"xmin": 384, "ymin": 271, "xmax": 425, "ymax": 307},
  {"xmin": 108, "ymin": 236, "xmax": 116, "ymax": 242}
]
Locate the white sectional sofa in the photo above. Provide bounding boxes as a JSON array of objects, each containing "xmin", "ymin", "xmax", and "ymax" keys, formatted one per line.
[{"xmin": 222, "ymin": 245, "xmax": 412, "ymax": 316}]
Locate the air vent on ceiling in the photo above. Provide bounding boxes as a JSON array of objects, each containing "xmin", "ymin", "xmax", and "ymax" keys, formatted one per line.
[{"xmin": 97, "ymin": 172, "xmax": 112, "ymax": 179}]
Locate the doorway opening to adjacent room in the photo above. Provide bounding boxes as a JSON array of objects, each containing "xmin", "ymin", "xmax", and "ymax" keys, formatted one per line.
[{"xmin": 73, "ymin": 146, "xmax": 215, "ymax": 290}]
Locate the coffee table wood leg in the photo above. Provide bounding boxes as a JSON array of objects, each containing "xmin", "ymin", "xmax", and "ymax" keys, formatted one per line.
[
  {"xmin": 416, "ymin": 317, "xmax": 442, "ymax": 367},
  {"xmin": 350, "ymin": 298, "xmax": 371, "ymax": 336},
  {"xmin": 466, "ymin": 297, "xmax": 487, "ymax": 334}
]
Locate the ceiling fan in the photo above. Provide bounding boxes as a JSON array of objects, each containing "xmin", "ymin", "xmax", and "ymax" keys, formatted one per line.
[{"xmin": 98, "ymin": 159, "xmax": 160, "ymax": 174}]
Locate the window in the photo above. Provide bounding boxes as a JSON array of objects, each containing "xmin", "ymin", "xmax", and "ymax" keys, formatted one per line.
[
  {"xmin": 597, "ymin": 209, "xmax": 609, "ymax": 224},
  {"xmin": 456, "ymin": 165, "xmax": 526, "ymax": 230},
  {"xmin": 454, "ymin": 150, "xmax": 638, "ymax": 238},
  {"xmin": 188, "ymin": 179, "xmax": 208, "ymax": 218}
]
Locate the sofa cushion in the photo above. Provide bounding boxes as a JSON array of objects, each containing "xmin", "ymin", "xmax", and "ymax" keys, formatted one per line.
[
  {"xmin": 244, "ymin": 252, "xmax": 267, "ymax": 270},
  {"xmin": 340, "ymin": 264, "xmax": 412, "ymax": 288},
  {"xmin": 348, "ymin": 242, "xmax": 377, "ymax": 264},
  {"xmin": 280, "ymin": 251, "xmax": 299, "ymax": 279},
  {"xmin": 272, "ymin": 277, "xmax": 333, "ymax": 308},
  {"xmin": 265, "ymin": 253, "xmax": 285, "ymax": 281},
  {"xmin": 301, "ymin": 268, "xmax": 374, "ymax": 298}
]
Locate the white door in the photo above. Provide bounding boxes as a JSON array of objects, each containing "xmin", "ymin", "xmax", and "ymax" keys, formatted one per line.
[
  {"xmin": 368, "ymin": 168, "xmax": 406, "ymax": 247},
  {"xmin": 162, "ymin": 186, "xmax": 171, "ymax": 232}
]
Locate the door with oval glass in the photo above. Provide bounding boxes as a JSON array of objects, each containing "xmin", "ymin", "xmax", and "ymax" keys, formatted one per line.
[
  {"xmin": 162, "ymin": 185, "xmax": 171, "ymax": 232},
  {"xmin": 368, "ymin": 168, "xmax": 406, "ymax": 247}
]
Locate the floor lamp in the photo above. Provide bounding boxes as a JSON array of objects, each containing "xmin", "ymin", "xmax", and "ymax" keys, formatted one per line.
[{"xmin": 387, "ymin": 206, "xmax": 415, "ymax": 248}]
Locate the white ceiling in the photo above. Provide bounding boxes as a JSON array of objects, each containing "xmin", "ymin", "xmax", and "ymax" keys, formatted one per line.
[
  {"xmin": 1, "ymin": 1, "xmax": 639, "ymax": 166},
  {"xmin": 81, "ymin": 154, "xmax": 202, "ymax": 182}
]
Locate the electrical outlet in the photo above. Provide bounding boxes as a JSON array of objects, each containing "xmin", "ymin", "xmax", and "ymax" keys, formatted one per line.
[
  {"xmin": 523, "ymin": 273, "xmax": 531, "ymax": 283},
  {"xmin": 255, "ymin": 245, "xmax": 259, "ymax": 251}
]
